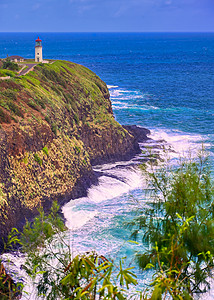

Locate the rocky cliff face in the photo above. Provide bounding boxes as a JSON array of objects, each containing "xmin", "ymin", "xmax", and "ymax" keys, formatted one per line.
[{"xmin": 0, "ymin": 61, "xmax": 145, "ymax": 247}]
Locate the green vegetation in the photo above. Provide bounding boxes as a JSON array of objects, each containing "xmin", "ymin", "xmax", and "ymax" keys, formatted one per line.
[
  {"xmin": 0, "ymin": 108, "xmax": 10, "ymax": 123},
  {"xmin": 4, "ymin": 202, "xmax": 138, "ymax": 300},
  {"xmin": 0, "ymin": 58, "xmax": 136, "ymax": 289},
  {"xmin": 2, "ymin": 60, "xmax": 213, "ymax": 299},
  {"xmin": 0, "ymin": 70, "xmax": 14, "ymax": 77},
  {"xmin": 0, "ymin": 58, "xmax": 23, "ymax": 78},
  {"xmin": 2, "ymin": 150, "xmax": 214, "ymax": 300},
  {"xmin": 7, "ymin": 102, "xmax": 23, "ymax": 118},
  {"xmin": 27, "ymin": 100, "xmax": 40, "ymax": 111},
  {"xmin": 2, "ymin": 60, "xmax": 19, "ymax": 71},
  {"xmin": 51, "ymin": 122, "xmax": 57, "ymax": 135},
  {"xmin": 127, "ymin": 149, "xmax": 214, "ymax": 298},
  {"xmin": 42, "ymin": 146, "xmax": 49, "ymax": 156},
  {"xmin": 34, "ymin": 153, "xmax": 43, "ymax": 166},
  {"xmin": 0, "ymin": 60, "xmax": 114, "ymax": 146},
  {"xmin": 0, "ymin": 261, "xmax": 22, "ymax": 300}
]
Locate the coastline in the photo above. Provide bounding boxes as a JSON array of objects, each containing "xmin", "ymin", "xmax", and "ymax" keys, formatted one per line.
[{"xmin": 0, "ymin": 60, "xmax": 151, "ymax": 250}]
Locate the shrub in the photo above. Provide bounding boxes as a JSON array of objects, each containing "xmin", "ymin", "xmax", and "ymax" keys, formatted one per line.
[
  {"xmin": 2, "ymin": 89, "xmax": 16, "ymax": 100},
  {"xmin": 74, "ymin": 145, "xmax": 81, "ymax": 153},
  {"xmin": 6, "ymin": 202, "xmax": 137, "ymax": 300},
  {"xmin": 45, "ymin": 115, "xmax": 50, "ymax": 123},
  {"xmin": 42, "ymin": 146, "xmax": 49, "ymax": 156},
  {"xmin": 69, "ymin": 100, "xmax": 78, "ymax": 112},
  {"xmin": 73, "ymin": 113, "xmax": 79, "ymax": 124},
  {"xmin": 128, "ymin": 149, "xmax": 214, "ymax": 297},
  {"xmin": 51, "ymin": 84, "xmax": 61, "ymax": 95},
  {"xmin": 34, "ymin": 153, "xmax": 43, "ymax": 166},
  {"xmin": 51, "ymin": 123, "xmax": 57, "ymax": 135},
  {"xmin": 2, "ymin": 60, "xmax": 19, "ymax": 71},
  {"xmin": 7, "ymin": 102, "xmax": 24, "ymax": 118},
  {"xmin": 27, "ymin": 100, "xmax": 40, "ymax": 111},
  {"xmin": 35, "ymin": 97, "xmax": 46, "ymax": 109},
  {"xmin": 0, "ymin": 108, "xmax": 11, "ymax": 123},
  {"xmin": 41, "ymin": 68, "xmax": 67, "ymax": 88}
]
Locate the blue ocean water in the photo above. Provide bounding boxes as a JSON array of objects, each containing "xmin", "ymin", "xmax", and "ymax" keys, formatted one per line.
[
  {"xmin": 1, "ymin": 33, "xmax": 214, "ymax": 298},
  {"xmin": 1, "ymin": 32, "xmax": 214, "ymax": 144}
]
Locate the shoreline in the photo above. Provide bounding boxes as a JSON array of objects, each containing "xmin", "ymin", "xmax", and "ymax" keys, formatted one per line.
[{"xmin": 0, "ymin": 124, "xmax": 151, "ymax": 252}]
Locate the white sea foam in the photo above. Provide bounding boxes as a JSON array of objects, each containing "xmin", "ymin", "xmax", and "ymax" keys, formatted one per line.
[
  {"xmin": 109, "ymin": 86, "xmax": 161, "ymax": 112},
  {"xmin": 1, "ymin": 253, "xmax": 38, "ymax": 300},
  {"xmin": 6, "ymin": 82, "xmax": 214, "ymax": 299},
  {"xmin": 149, "ymin": 128, "xmax": 205, "ymax": 158},
  {"xmin": 107, "ymin": 85, "xmax": 118, "ymax": 89},
  {"xmin": 63, "ymin": 206, "xmax": 98, "ymax": 230},
  {"xmin": 109, "ymin": 90, "xmax": 121, "ymax": 97},
  {"xmin": 113, "ymin": 104, "xmax": 159, "ymax": 111},
  {"xmin": 63, "ymin": 165, "xmax": 143, "ymax": 230},
  {"xmin": 5, "ymin": 126, "xmax": 212, "ymax": 299}
]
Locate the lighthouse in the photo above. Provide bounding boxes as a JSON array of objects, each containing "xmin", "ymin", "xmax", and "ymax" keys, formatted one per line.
[{"xmin": 35, "ymin": 37, "xmax": 43, "ymax": 62}]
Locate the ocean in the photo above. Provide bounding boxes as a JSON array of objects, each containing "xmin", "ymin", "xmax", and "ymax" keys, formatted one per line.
[{"xmin": 1, "ymin": 32, "xmax": 214, "ymax": 298}]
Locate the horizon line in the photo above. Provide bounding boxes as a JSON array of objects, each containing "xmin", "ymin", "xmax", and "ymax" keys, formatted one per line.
[{"xmin": 0, "ymin": 31, "xmax": 214, "ymax": 34}]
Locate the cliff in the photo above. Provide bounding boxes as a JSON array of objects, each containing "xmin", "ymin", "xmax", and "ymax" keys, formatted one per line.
[{"xmin": 0, "ymin": 60, "xmax": 146, "ymax": 247}]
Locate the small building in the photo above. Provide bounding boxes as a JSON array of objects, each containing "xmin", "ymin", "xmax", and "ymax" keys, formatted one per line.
[
  {"xmin": 35, "ymin": 37, "xmax": 43, "ymax": 62},
  {"xmin": 7, "ymin": 55, "xmax": 24, "ymax": 63}
]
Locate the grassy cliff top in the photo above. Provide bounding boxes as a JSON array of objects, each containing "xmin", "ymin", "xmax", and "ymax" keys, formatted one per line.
[
  {"xmin": 0, "ymin": 60, "xmax": 137, "ymax": 244},
  {"xmin": 0, "ymin": 60, "xmax": 114, "ymax": 131}
]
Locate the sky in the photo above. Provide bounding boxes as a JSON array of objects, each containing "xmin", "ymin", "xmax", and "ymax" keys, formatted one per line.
[{"xmin": 0, "ymin": 0, "xmax": 213, "ymax": 32}]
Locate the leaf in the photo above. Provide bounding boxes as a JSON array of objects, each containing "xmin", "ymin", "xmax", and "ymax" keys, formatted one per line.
[
  {"xmin": 151, "ymin": 286, "xmax": 162, "ymax": 300},
  {"xmin": 128, "ymin": 240, "xmax": 139, "ymax": 245},
  {"xmin": 144, "ymin": 263, "xmax": 155, "ymax": 270}
]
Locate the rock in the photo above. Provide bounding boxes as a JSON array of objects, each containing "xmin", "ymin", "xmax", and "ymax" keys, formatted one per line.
[
  {"xmin": 0, "ymin": 60, "xmax": 150, "ymax": 249},
  {"xmin": 123, "ymin": 125, "xmax": 151, "ymax": 143}
]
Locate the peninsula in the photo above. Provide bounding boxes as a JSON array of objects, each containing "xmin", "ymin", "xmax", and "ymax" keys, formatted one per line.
[{"xmin": 0, "ymin": 60, "xmax": 149, "ymax": 248}]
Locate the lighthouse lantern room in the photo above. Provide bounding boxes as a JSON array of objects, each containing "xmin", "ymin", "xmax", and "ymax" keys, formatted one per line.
[{"xmin": 35, "ymin": 37, "xmax": 43, "ymax": 62}]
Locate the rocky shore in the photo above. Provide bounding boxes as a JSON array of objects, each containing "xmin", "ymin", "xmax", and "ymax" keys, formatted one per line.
[{"xmin": 0, "ymin": 60, "xmax": 150, "ymax": 249}]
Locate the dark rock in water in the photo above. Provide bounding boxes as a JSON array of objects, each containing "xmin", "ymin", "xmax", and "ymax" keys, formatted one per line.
[
  {"xmin": 0, "ymin": 60, "xmax": 152, "ymax": 250},
  {"xmin": 123, "ymin": 125, "xmax": 151, "ymax": 143},
  {"xmin": 81, "ymin": 122, "xmax": 142, "ymax": 166}
]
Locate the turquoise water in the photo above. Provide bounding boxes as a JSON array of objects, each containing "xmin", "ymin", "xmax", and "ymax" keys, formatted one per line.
[
  {"xmin": 1, "ymin": 33, "xmax": 214, "ymax": 298},
  {"xmin": 1, "ymin": 32, "xmax": 213, "ymax": 140}
]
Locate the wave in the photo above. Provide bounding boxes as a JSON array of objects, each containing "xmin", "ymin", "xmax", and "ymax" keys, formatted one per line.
[
  {"xmin": 62, "ymin": 124, "xmax": 207, "ymax": 233},
  {"xmin": 63, "ymin": 164, "xmax": 144, "ymax": 230},
  {"xmin": 109, "ymin": 86, "xmax": 160, "ymax": 112},
  {"xmin": 4, "ymin": 125, "xmax": 212, "ymax": 300},
  {"xmin": 112, "ymin": 104, "xmax": 159, "ymax": 110},
  {"xmin": 5, "ymin": 84, "xmax": 214, "ymax": 300},
  {"xmin": 149, "ymin": 128, "xmax": 205, "ymax": 156},
  {"xmin": 107, "ymin": 85, "xmax": 119, "ymax": 89}
]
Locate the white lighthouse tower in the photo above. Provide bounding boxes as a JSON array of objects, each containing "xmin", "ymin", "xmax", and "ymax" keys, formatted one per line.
[{"xmin": 35, "ymin": 37, "xmax": 43, "ymax": 62}]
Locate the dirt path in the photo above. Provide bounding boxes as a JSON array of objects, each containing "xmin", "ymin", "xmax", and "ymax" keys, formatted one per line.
[{"xmin": 18, "ymin": 63, "xmax": 36, "ymax": 76}]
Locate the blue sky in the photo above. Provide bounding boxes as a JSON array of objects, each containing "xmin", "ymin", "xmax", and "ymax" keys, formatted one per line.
[{"xmin": 0, "ymin": 0, "xmax": 213, "ymax": 32}]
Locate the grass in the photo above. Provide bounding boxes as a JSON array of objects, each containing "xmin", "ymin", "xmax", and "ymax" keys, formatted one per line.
[
  {"xmin": 0, "ymin": 69, "xmax": 17, "ymax": 77},
  {"xmin": 0, "ymin": 59, "xmax": 132, "ymax": 247},
  {"xmin": 0, "ymin": 59, "xmax": 121, "ymax": 140}
]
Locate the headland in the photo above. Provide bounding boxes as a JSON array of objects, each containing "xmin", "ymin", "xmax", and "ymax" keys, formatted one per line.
[{"xmin": 0, "ymin": 60, "xmax": 149, "ymax": 248}]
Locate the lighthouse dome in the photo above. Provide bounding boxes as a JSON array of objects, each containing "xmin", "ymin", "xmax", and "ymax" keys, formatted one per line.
[{"xmin": 35, "ymin": 37, "xmax": 43, "ymax": 62}]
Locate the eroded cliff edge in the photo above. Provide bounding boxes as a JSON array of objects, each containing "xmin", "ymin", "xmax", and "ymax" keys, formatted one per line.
[{"xmin": 0, "ymin": 61, "xmax": 147, "ymax": 246}]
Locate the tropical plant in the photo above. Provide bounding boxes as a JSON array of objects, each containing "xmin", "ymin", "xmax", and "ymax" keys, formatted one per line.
[
  {"xmin": 0, "ymin": 260, "xmax": 22, "ymax": 300},
  {"xmin": 128, "ymin": 148, "xmax": 214, "ymax": 298},
  {"xmin": 3, "ymin": 149, "xmax": 214, "ymax": 299},
  {"xmin": 6, "ymin": 201, "xmax": 138, "ymax": 299}
]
